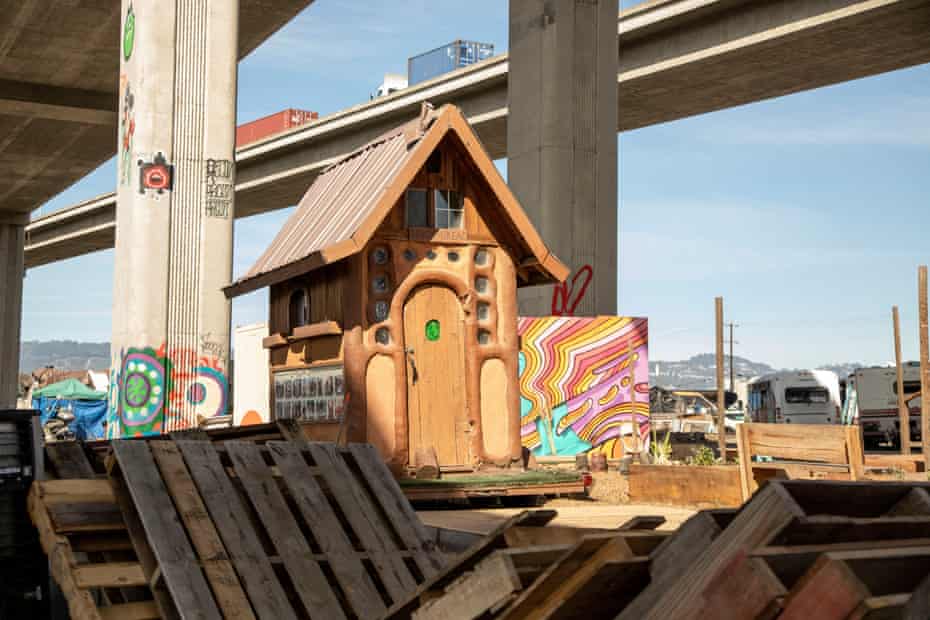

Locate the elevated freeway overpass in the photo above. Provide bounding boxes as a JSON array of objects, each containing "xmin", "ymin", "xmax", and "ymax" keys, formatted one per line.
[{"xmin": 25, "ymin": 0, "xmax": 930, "ymax": 269}]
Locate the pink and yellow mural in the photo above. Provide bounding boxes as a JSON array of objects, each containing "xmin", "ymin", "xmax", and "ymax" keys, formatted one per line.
[{"xmin": 518, "ymin": 316, "xmax": 649, "ymax": 458}]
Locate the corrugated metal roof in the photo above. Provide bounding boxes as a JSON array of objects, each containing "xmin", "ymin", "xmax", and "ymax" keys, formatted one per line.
[{"xmin": 235, "ymin": 111, "xmax": 434, "ymax": 288}]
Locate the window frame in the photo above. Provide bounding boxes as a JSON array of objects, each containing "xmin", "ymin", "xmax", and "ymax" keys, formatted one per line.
[{"xmin": 288, "ymin": 288, "xmax": 310, "ymax": 331}]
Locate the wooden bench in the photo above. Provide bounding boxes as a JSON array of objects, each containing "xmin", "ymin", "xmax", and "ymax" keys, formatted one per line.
[{"xmin": 736, "ymin": 423, "xmax": 865, "ymax": 501}]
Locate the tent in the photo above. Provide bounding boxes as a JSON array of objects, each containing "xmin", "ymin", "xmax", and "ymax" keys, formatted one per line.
[{"xmin": 32, "ymin": 378, "xmax": 108, "ymax": 440}]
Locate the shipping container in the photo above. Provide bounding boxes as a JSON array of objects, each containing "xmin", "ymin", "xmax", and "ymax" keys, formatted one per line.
[
  {"xmin": 235, "ymin": 108, "xmax": 318, "ymax": 147},
  {"xmin": 407, "ymin": 40, "xmax": 494, "ymax": 86}
]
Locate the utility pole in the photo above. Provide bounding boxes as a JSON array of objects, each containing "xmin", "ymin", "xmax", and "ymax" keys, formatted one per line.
[
  {"xmin": 919, "ymin": 266, "xmax": 929, "ymax": 470},
  {"xmin": 893, "ymin": 306, "xmax": 910, "ymax": 455},
  {"xmin": 726, "ymin": 322, "xmax": 738, "ymax": 392},
  {"xmin": 716, "ymin": 297, "xmax": 726, "ymax": 461}
]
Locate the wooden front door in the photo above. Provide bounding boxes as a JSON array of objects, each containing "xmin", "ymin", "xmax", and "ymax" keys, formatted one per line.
[{"xmin": 404, "ymin": 285, "xmax": 468, "ymax": 467}]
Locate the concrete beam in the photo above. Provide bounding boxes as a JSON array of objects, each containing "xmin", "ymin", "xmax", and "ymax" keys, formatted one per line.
[
  {"xmin": 0, "ymin": 78, "xmax": 117, "ymax": 125},
  {"xmin": 24, "ymin": 0, "xmax": 930, "ymax": 268}
]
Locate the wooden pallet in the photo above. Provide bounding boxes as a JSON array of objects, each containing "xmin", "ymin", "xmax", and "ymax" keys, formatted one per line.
[
  {"xmin": 28, "ymin": 478, "xmax": 160, "ymax": 620},
  {"xmin": 106, "ymin": 439, "xmax": 445, "ymax": 619},
  {"xmin": 386, "ymin": 509, "xmax": 675, "ymax": 619}
]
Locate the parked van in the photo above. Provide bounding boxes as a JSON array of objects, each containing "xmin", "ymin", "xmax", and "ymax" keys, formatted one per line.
[
  {"xmin": 842, "ymin": 364, "xmax": 922, "ymax": 449},
  {"xmin": 746, "ymin": 370, "xmax": 842, "ymax": 425}
]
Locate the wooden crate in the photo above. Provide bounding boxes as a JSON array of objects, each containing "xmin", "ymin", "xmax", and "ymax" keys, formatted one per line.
[{"xmin": 104, "ymin": 439, "xmax": 445, "ymax": 619}]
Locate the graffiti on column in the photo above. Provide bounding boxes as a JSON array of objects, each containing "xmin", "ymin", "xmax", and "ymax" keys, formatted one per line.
[
  {"xmin": 118, "ymin": 77, "xmax": 135, "ymax": 187},
  {"xmin": 550, "ymin": 264, "xmax": 593, "ymax": 316},
  {"xmin": 518, "ymin": 316, "xmax": 649, "ymax": 458},
  {"xmin": 108, "ymin": 343, "xmax": 229, "ymax": 438},
  {"xmin": 204, "ymin": 159, "xmax": 234, "ymax": 218},
  {"xmin": 122, "ymin": 2, "xmax": 135, "ymax": 61}
]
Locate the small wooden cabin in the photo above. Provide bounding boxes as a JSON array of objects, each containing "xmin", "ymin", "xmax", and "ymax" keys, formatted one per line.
[{"xmin": 225, "ymin": 104, "xmax": 567, "ymax": 472}]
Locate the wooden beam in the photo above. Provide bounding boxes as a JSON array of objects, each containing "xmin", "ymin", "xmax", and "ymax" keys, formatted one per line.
[
  {"xmin": 894, "ymin": 305, "xmax": 911, "ymax": 455},
  {"xmin": 920, "ymin": 266, "xmax": 930, "ymax": 472},
  {"xmin": 716, "ymin": 296, "xmax": 726, "ymax": 460}
]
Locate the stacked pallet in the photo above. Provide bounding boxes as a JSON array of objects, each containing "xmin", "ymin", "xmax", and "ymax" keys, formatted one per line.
[
  {"xmin": 389, "ymin": 480, "xmax": 930, "ymax": 620},
  {"xmin": 31, "ymin": 439, "xmax": 446, "ymax": 619}
]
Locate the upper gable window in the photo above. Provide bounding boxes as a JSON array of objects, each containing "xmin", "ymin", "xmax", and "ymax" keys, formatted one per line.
[
  {"xmin": 405, "ymin": 188, "xmax": 428, "ymax": 227},
  {"xmin": 434, "ymin": 189, "xmax": 463, "ymax": 229},
  {"xmin": 289, "ymin": 288, "xmax": 309, "ymax": 330}
]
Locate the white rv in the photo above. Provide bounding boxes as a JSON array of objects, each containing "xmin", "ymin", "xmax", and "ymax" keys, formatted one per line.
[
  {"xmin": 746, "ymin": 370, "xmax": 842, "ymax": 425},
  {"xmin": 843, "ymin": 363, "xmax": 922, "ymax": 449}
]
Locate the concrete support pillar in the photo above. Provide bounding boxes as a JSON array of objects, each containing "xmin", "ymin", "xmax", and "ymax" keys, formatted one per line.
[
  {"xmin": 0, "ymin": 220, "xmax": 25, "ymax": 408},
  {"xmin": 508, "ymin": 0, "xmax": 618, "ymax": 317},
  {"xmin": 110, "ymin": 0, "xmax": 238, "ymax": 437}
]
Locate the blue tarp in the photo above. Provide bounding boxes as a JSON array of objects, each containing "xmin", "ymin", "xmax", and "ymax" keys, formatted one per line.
[{"xmin": 32, "ymin": 396, "xmax": 108, "ymax": 440}]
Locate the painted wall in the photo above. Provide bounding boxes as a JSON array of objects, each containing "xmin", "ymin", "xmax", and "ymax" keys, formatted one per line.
[{"xmin": 518, "ymin": 316, "xmax": 649, "ymax": 458}]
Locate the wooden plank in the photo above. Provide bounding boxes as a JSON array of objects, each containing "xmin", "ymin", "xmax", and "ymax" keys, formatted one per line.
[
  {"xmin": 773, "ymin": 515, "xmax": 930, "ymax": 546},
  {"xmin": 620, "ymin": 482, "xmax": 805, "ymax": 620},
  {"xmin": 37, "ymin": 478, "xmax": 116, "ymax": 505},
  {"xmin": 846, "ymin": 425, "xmax": 865, "ymax": 480},
  {"xmin": 47, "ymin": 501, "xmax": 124, "ymax": 533},
  {"xmin": 903, "ymin": 569, "xmax": 930, "ymax": 619},
  {"xmin": 546, "ymin": 557, "xmax": 650, "ymax": 620},
  {"xmin": 744, "ymin": 423, "xmax": 850, "ymax": 464},
  {"xmin": 266, "ymin": 441, "xmax": 386, "ymax": 618},
  {"xmin": 617, "ymin": 515, "xmax": 665, "ymax": 531},
  {"xmin": 627, "ymin": 463, "xmax": 741, "ymax": 508},
  {"xmin": 110, "ymin": 440, "xmax": 222, "ymax": 620},
  {"xmin": 413, "ymin": 552, "xmax": 522, "ymax": 620},
  {"xmin": 887, "ymin": 487, "xmax": 930, "ymax": 516},
  {"xmin": 499, "ymin": 534, "xmax": 634, "ymax": 620},
  {"xmin": 779, "ymin": 555, "xmax": 870, "ymax": 620},
  {"xmin": 347, "ymin": 442, "xmax": 444, "ymax": 577},
  {"xmin": 305, "ymin": 442, "xmax": 420, "ymax": 600},
  {"xmin": 98, "ymin": 601, "xmax": 161, "ymax": 620},
  {"xmin": 737, "ymin": 423, "xmax": 753, "ymax": 501},
  {"xmin": 894, "ymin": 305, "xmax": 912, "ymax": 455},
  {"xmin": 384, "ymin": 511, "xmax": 544, "ymax": 619},
  {"xmin": 46, "ymin": 441, "xmax": 96, "ymax": 478},
  {"xmin": 149, "ymin": 441, "xmax": 255, "ymax": 620},
  {"xmin": 702, "ymin": 553, "xmax": 785, "ymax": 619},
  {"xmin": 73, "ymin": 563, "xmax": 147, "ymax": 588},
  {"xmin": 176, "ymin": 440, "xmax": 298, "ymax": 620},
  {"xmin": 225, "ymin": 441, "xmax": 346, "ymax": 620},
  {"xmin": 850, "ymin": 594, "xmax": 908, "ymax": 620}
]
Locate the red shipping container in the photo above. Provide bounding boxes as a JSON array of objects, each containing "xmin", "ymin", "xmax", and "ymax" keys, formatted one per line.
[{"xmin": 236, "ymin": 108, "xmax": 318, "ymax": 147}]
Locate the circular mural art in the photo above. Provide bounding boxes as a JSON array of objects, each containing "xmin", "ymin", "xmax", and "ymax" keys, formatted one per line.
[
  {"xmin": 119, "ymin": 352, "xmax": 165, "ymax": 428},
  {"xmin": 187, "ymin": 367, "xmax": 229, "ymax": 418}
]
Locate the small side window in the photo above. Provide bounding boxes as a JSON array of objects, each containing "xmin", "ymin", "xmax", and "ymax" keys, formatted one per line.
[
  {"xmin": 289, "ymin": 289, "xmax": 309, "ymax": 330},
  {"xmin": 406, "ymin": 189, "xmax": 428, "ymax": 227},
  {"xmin": 434, "ymin": 189, "xmax": 463, "ymax": 229}
]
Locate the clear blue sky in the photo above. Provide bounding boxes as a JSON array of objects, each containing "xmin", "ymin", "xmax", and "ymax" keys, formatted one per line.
[{"xmin": 22, "ymin": 1, "xmax": 930, "ymax": 369}]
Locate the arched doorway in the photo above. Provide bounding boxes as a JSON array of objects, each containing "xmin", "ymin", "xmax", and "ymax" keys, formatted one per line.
[{"xmin": 403, "ymin": 285, "xmax": 467, "ymax": 466}]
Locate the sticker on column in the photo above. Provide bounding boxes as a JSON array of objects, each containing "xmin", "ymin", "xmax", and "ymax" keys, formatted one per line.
[
  {"xmin": 123, "ymin": 3, "xmax": 135, "ymax": 61},
  {"xmin": 426, "ymin": 319, "xmax": 440, "ymax": 342},
  {"xmin": 138, "ymin": 152, "xmax": 174, "ymax": 197}
]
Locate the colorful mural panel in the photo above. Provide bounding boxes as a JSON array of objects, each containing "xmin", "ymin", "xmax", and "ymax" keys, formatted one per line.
[
  {"xmin": 107, "ymin": 342, "xmax": 229, "ymax": 438},
  {"xmin": 518, "ymin": 316, "xmax": 649, "ymax": 458}
]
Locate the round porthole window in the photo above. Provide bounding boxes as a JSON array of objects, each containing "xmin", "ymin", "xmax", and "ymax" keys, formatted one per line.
[
  {"xmin": 447, "ymin": 251, "xmax": 460, "ymax": 262},
  {"xmin": 477, "ymin": 329, "xmax": 491, "ymax": 345},
  {"xmin": 426, "ymin": 250, "xmax": 437, "ymax": 260},
  {"xmin": 477, "ymin": 302, "xmax": 490, "ymax": 321},
  {"xmin": 403, "ymin": 248, "xmax": 416, "ymax": 261},
  {"xmin": 475, "ymin": 277, "xmax": 489, "ymax": 294},
  {"xmin": 374, "ymin": 301, "xmax": 389, "ymax": 322},
  {"xmin": 371, "ymin": 275, "xmax": 390, "ymax": 295},
  {"xmin": 474, "ymin": 249, "xmax": 489, "ymax": 265},
  {"xmin": 371, "ymin": 247, "xmax": 389, "ymax": 265},
  {"xmin": 375, "ymin": 327, "xmax": 390, "ymax": 345},
  {"xmin": 425, "ymin": 319, "xmax": 440, "ymax": 342}
]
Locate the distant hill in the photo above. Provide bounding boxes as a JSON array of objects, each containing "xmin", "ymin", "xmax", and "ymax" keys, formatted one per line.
[
  {"xmin": 650, "ymin": 354, "xmax": 869, "ymax": 389},
  {"xmin": 19, "ymin": 340, "xmax": 110, "ymax": 374}
]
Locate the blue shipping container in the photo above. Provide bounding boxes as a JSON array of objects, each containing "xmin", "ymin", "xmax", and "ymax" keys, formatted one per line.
[{"xmin": 408, "ymin": 40, "xmax": 494, "ymax": 86}]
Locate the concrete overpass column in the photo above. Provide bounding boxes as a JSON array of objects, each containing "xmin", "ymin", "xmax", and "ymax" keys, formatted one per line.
[
  {"xmin": 508, "ymin": 0, "xmax": 618, "ymax": 317},
  {"xmin": 110, "ymin": 0, "xmax": 238, "ymax": 437},
  {"xmin": 0, "ymin": 219, "xmax": 25, "ymax": 408}
]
